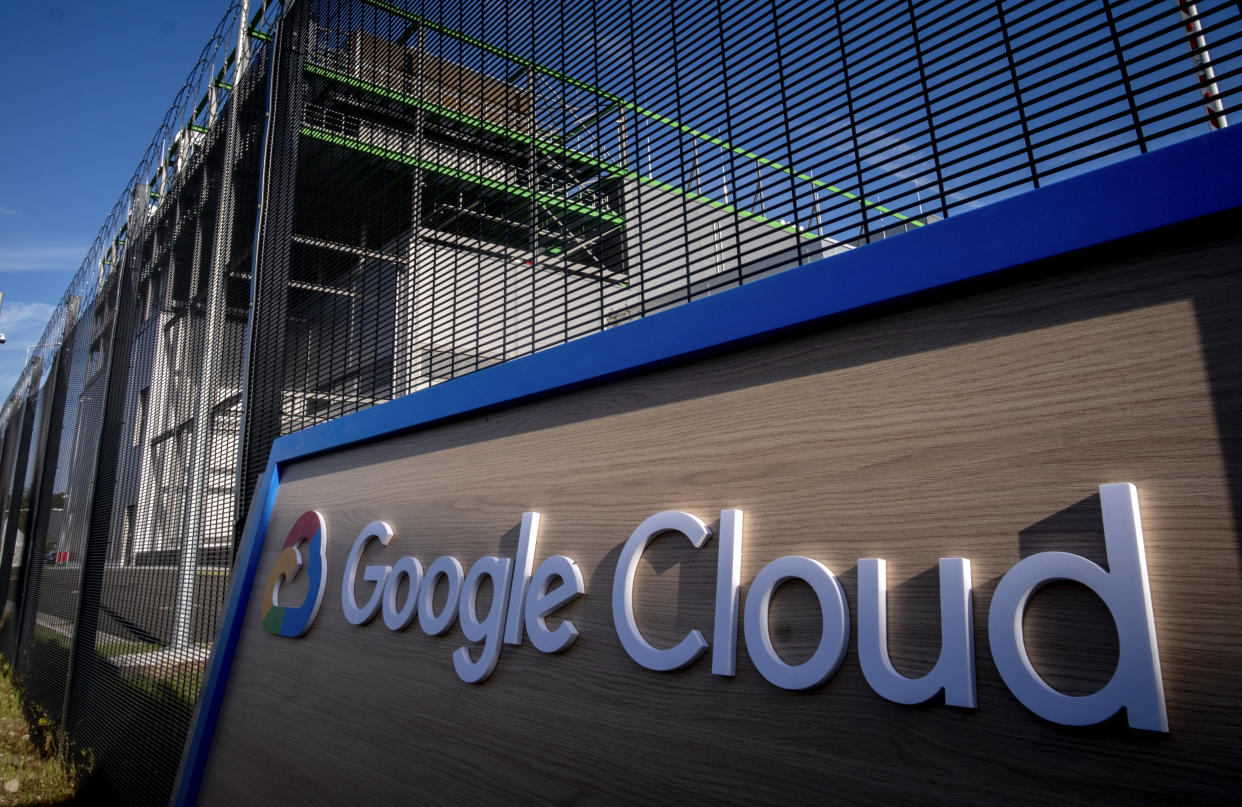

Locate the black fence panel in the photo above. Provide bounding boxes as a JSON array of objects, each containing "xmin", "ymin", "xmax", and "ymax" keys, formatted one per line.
[
  {"xmin": 22, "ymin": 310, "xmax": 87, "ymax": 726},
  {"xmin": 0, "ymin": 392, "xmax": 38, "ymax": 659},
  {"xmin": 237, "ymin": 0, "xmax": 1242, "ymax": 502},
  {"xmin": 0, "ymin": 0, "xmax": 1237, "ymax": 803}
]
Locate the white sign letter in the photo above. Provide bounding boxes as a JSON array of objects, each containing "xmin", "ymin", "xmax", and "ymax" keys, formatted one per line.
[
  {"xmin": 744, "ymin": 555, "xmax": 849, "ymax": 690},
  {"xmin": 712, "ymin": 509, "xmax": 743, "ymax": 676},
  {"xmin": 453, "ymin": 556, "xmax": 514, "ymax": 683},
  {"xmin": 342, "ymin": 521, "xmax": 393, "ymax": 625},
  {"xmin": 988, "ymin": 483, "xmax": 1167, "ymax": 731},
  {"xmin": 504, "ymin": 512, "xmax": 541, "ymax": 646},
  {"xmin": 382, "ymin": 555, "xmax": 424, "ymax": 631},
  {"xmin": 526, "ymin": 555, "xmax": 585, "ymax": 654},
  {"xmin": 419, "ymin": 556, "xmax": 465, "ymax": 636},
  {"xmin": 612, "ymin": 511, "xmax": 712, "ymax": 671},
  {"xmin": 858, "ymin": 558, "xmax": 976, "ymax": 707}
]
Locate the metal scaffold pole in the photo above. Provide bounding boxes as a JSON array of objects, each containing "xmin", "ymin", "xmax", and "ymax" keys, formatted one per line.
[{"xmin": 1178, "ymin": 1, "xmax": 1230, "ymax": 130}]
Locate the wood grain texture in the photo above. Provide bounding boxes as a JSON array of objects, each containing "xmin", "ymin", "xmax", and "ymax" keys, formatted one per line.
[{"xmin": 199, "ymin": 229, "xmax": 1242, "ymax": 805}]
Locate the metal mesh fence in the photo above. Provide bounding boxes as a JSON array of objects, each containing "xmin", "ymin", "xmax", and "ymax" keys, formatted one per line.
[
  {"xmin": 0, "ymin": 4, "xmax": 279, "ymax": 803},
  {"xmin": 240, "ymin": 0, "xmax": 1242, "ymax": 502},
  {"xmin": 0, "ymin": 0, "xmax": 1238, "ymax": 803}
]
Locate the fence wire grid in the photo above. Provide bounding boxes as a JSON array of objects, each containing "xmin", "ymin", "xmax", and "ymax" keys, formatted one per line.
[{"xmin": 0, "ymin": 0, "xmax": 1238, "ymax": 803}]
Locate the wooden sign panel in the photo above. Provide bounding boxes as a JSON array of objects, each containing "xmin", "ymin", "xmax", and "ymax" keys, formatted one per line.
[{"xmin": 197, "ymin": 230, "xmax": 1242, "ymax": 804}]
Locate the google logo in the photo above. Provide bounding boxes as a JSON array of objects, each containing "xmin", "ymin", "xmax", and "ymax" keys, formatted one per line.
[{"xmin": 261, "ymin": 510, "xmax": 328, "ymax": 638}]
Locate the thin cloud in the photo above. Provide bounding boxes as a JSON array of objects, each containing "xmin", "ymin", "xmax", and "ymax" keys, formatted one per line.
[
  {"xmin": 0, "ymin": 300, "xmax": 57, "ymax": 333},
  {"xmin": 0, "ymin": 245, "xmax": 87, "ymax": 272},
  {"xmin": 0, "ymin": 300, "xmax": 58, "ymax": 400},
  {"xmin": 0, "ymin": 207, "xmax": 16, "ymax": 216},
  {"xmin": 848, "ymin": 123, "xmax": 976, "ymax": 211}
]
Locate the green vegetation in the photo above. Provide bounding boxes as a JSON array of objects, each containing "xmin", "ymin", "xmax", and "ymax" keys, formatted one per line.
[
  {"xmin": 0, "ymin": 662, "xmax": 77, "ymax": 806},
  {"xmin": 29, "ymin": 628, "xmax": 203, "ymax": 708},
  {"xmin": 11, "ymin": 628, "xmax": 205, "ymax": 803}
]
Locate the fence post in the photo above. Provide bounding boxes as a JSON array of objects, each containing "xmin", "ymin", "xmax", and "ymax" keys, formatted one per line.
[
  {"xmin": 12, "ymin": 305, "xmax": 77, "ymax": 709},
  {"xmin": 58, "ymin": 188, "xmax": 148, "ymax": 735},
  {"xmin": 0, "ymin": 380, "xmax": 41, "ymax": 666},
  {"xmin": 0, "ymin": 394, "xmax": 36, "ymax": 615},
  {"xmin": 172, "ymin": 0, "xmax": 253, "ymax": 651},
  {"xmin": 236, "ymin": 0, "xmax": 310, "ymax": 527},
  {"xmin": 8, "ymin": 356, "xmax": 60, "ymax": 679}
]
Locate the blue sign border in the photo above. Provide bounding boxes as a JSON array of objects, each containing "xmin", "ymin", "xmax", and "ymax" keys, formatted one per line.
[{"xmin": 174, "ymin": 125, "xmax": 1242, "ymax": 805}]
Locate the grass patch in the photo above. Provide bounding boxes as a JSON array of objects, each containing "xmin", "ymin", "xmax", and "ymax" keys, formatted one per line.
[
  {"xmin": 28, "ymin": 628, "xmax": 202, "ymax": 706},
  {"xmin": 92, "ymin": 642, "xmax": 160, "ymax": 660},
  {"xmin": 0, "ymin": 627, "xmax": 207, "ymax": 803},
  {"xmin": 0, "ymin": 662, "xmax": 77, "ymax": 805}
]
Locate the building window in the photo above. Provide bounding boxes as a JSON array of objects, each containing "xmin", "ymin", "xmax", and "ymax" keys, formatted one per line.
[
  {"xmin": 124, "ymin": 504, "xmax": 136, "ymax": 566},
  {"xmin": 134, "ymin": 387, "xmax": 149, "ymax": 447}
]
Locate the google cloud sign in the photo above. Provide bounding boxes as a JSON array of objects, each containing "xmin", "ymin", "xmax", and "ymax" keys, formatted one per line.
[{"xmin": 259, "ymin": 483, "xmax": 1166, "ymax": 732}]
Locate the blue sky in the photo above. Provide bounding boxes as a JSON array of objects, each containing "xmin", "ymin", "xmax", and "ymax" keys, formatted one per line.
[{"xmin": 0, "ymin": 1, "xmax": 237, "ymax": 394}]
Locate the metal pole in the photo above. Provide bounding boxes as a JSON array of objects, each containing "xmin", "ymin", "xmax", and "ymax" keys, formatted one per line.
[
  {"xmin": 232, "ymin": 7, "xmax": 279, "ymax": 540},
  {"xmin": 1177, "ymin": 2, "xmax": 1229, "ymax": 130},
  {"xmin": 24, "ymin": 342, "xmax": 61, "ymax": 366}
]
